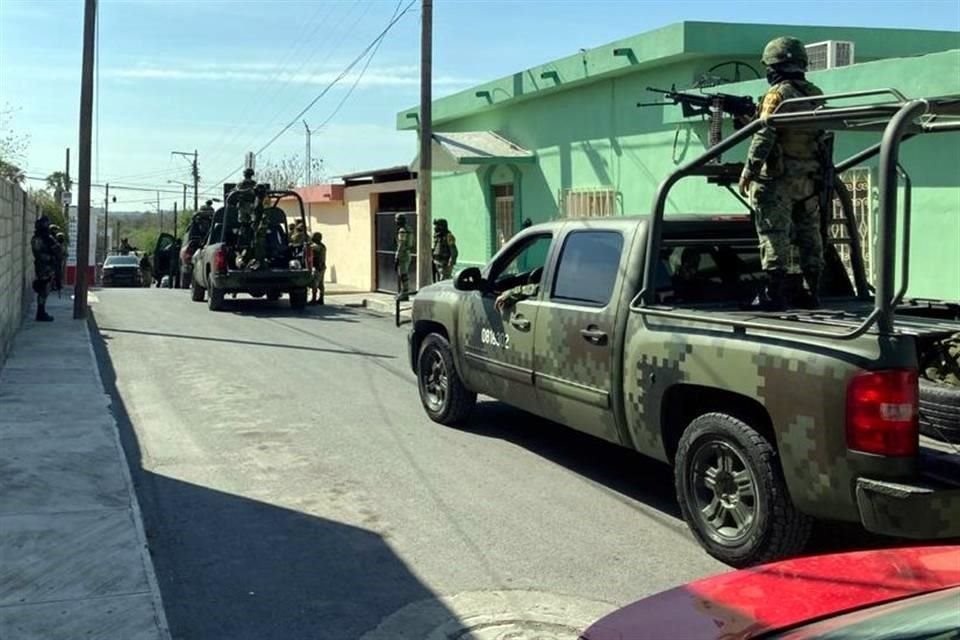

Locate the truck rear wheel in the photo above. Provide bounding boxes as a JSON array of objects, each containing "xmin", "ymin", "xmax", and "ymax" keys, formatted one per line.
[
  {"xmin": 417, "ymin": 334, "xmax": 476, "ymax": 425},
  {"xmin": 675, "ymin": 412, "xmax": 811, "ymax": 567},
  {"xmin": 208, "ymin": 284, "xmax": 225, "ymax": 311},
  {"xmin": 289, "ymin": 288, "xmax": 307, "ymax": 309},
  {"xmin": 191, "ymin": 279, "xmax": 205, "ymax": 302},
  {"xmin": 267, "ymin": 290, "xmax": 282, "ymax": 301}
]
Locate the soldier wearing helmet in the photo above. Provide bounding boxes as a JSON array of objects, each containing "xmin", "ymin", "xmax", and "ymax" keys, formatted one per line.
[
  {"xmin": 431, "ymin": 218, "xmax": 458, "ymax": 282},
  {"xmin": 31, "ymin": 216, "xmax": 61, "ymax": 321},
  {"xmin": 739, "ymin": 36, "xmax": 826, "ymax": 310},
  {"xmin": 309, "ymin": 231, "xmax": 326, "ymax": 305},
  {"xmin": 395, "ymin": 213, "xmax": 413, "ymax": 300}
]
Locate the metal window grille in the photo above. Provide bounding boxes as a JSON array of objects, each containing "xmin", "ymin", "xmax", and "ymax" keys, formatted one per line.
[
  {"xmin": 493, "ymin": 184, "xmax": 515, "ymax": 249},
  {"xmin": 827, "ymin": 167, "xmax": 875, "ymax": 284},
  {"xmin": 558, "ymin": 188, "xmax": 618, "ymax": 218}
]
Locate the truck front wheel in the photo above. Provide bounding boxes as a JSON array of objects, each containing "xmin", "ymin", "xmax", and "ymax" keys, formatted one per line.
[
  {"xmin": 675, "ymin": 413, "xmax": 811, "ymax": 567},
  {"xmin": 417, "ymin": 334, "xmax": 476, "ymax": 425}
]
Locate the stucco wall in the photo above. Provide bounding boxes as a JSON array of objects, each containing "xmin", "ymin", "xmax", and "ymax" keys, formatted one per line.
[{"xmin": 0, "ymin": 179, "xmax": 39, "ymax": 364}]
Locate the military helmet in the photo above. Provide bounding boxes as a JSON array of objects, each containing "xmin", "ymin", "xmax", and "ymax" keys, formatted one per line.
[
  {"xmin": 761, "ymin": 36, "xmax": 808, "ymax": 70},
  {"xmin": 35, "ymin": 216, "xmax": 50, "ymax": 232},
  {"xmin": 311, "ymin": 232, "xmax": 322, "ymax": 243},
  {"xmin": 56, "ymin": 232, "xmax": 66, "ymax": 242},
  {"xmin": 49, "ymin": 223, "xmax": 61, "ymax": 233},
  {"xmin": 242, "ymin": 168, "xmax": 255, "ymax": 179},
  {"xmin": 205, "ymin": 200, "xmax": 213, "ymax": 207},
  {"xmin": 395, "ymin": 213, "xmax": 406, "ymax": 225}
]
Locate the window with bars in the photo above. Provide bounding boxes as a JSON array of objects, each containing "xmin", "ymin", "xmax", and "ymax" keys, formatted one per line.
[
  {"xmin": 493, "ymin": 184, "xmax": 515, "ymax": 249},
  {"xmin": 826, "ymin": 167, "xmax": 874, "ymax": 284},
  {"xmin": 558, "ymin": 188, "xmax": 618, "ymax": 218}
]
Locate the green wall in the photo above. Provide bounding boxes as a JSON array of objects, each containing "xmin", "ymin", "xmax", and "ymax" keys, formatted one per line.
[{"xmin": 426, "ymin": 47, "xmax": 960, "ymax": 298}]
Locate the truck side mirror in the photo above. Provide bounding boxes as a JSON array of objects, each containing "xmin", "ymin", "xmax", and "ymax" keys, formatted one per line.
[{"xmin": 454, "ymin": 267, "xmax": 483, "ymax": 291}]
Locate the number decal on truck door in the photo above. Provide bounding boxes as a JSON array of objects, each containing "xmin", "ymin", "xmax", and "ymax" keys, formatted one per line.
[{"xmin": 481, "ymin": 328, "xmax": 511, "ymax": 350}]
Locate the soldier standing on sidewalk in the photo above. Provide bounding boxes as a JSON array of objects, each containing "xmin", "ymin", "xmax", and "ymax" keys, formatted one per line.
[
  {"xmin": 310, "ymin": 232, "xmax": 326, "ymax": 305},
  {"xmin": 431, "ymin": 218, "xmax": 458, "ymax": 282},
  {"xmin": 31, "ymin": 216, "xmax": 60, "ymax": 322},
  {"xmin": 395, "ymin": 214, "xmax": 412, "ymax": 301}
]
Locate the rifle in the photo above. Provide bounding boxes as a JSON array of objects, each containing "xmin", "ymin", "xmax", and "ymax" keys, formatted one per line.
[
  {"xmin": 817, "ymin": 133, "xmax": 837, "ymax": 246},
  {"xmin": 638, "ymin": 85, "xmax": 758, "ymax": 155}
]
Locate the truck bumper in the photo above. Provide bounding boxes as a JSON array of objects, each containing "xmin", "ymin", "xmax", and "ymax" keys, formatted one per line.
[
  {"xmin": 210, "ymin": 269, "xmax": 312, "ymax": 291},
  {"xmin": 856, "ymin": 440, "xmax": 960, "ymax": 539}
]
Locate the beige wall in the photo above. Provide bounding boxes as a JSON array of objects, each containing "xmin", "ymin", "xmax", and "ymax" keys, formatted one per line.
[
  {"xmin": 279, "ymin": 178, "xmax": 417, "ymax": 292},
  {"xmin": 0, "ymin": 179, "xmax": 39, "ymax": 363}
]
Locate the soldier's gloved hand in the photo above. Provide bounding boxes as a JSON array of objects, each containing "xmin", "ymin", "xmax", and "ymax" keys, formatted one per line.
[
  {"xmin": 738, "ymin": 175, "xmax": 752, "ymax": 197},
  {"xmin": 494, "ymin": 293, "xmax": 508, "ymax": 311}
]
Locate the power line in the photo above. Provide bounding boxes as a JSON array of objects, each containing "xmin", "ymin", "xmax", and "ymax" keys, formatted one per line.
[
  {"xmin": 24, "ymin": 174, "xmax": 186, "ymax": 195},
  {"xmin": 202, "ymin": 0, "xmax": 415, "ymax": 196},
  {"xmin": 199, "ymin": 0, "xmax": 350, "ymax": 173},
  {"xmin": 311, "ymin": 1, "xmax": 401, "ymax": 133}
]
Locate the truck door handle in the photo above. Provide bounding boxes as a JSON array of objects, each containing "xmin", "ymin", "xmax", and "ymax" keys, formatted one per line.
[
  {"xmin": 580, "ymin": 326, "xmax": 608, "ymax": 345},
  {"xmin": 510, "ymin": 315, "xmax": 531, "ymax": 331}
]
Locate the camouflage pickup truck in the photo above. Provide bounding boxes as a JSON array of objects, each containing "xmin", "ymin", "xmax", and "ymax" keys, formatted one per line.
[{"xmin": 408, "ymin": 92, "xmax": 960, "ymax": 566}]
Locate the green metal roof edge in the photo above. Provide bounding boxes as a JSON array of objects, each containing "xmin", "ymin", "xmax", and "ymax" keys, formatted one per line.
[{"xmin": 397, "ymin": 21, "xmax": 960, "ymax": 130}]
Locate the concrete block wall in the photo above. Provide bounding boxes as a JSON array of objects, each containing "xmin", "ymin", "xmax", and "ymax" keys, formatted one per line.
[{"xmin": 0, "ymin": 178, "xmax": 38, "ymax": 364}]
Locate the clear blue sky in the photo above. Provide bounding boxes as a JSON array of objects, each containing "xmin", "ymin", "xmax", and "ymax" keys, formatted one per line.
[{"xmin": 1, "ymin": 0, "xmax": 958, "ymax": 210}]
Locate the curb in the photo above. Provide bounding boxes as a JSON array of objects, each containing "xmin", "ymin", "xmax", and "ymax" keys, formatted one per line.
[
  {"xmin": 362, "ymin": 297, "xmax": 412, "ymax": 319},
  {"xmin": 84, "ymin": 315, "xmax": 172, "ymax": 640}
]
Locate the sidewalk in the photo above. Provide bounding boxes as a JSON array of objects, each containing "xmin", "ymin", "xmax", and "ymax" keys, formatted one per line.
[{"xmin": 0, "ymin": 294, "xmax": 169, "ymax": 640}]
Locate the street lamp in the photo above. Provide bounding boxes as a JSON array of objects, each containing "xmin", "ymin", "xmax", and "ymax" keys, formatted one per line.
[{"xmin": 167, "ymin": 180, "xmax": 190, "ymax": 211}]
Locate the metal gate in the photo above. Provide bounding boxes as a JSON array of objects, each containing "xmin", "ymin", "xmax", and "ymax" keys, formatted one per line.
[
  {"xmin": 375, "ymin": 210, "xmax": 417, "ymax": 293},
  {"xmin": 827, "ymin": 167, "xmax": 874, "ymax": 285}
]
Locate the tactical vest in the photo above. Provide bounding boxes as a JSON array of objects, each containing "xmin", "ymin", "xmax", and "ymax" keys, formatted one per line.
[
  {"xmin": 768, "ymin": 79, "xmax": 823, "ymax": 164},
  {"xmin": 432, "ymin": 232, "xmax": 450, "ymax": 262}
]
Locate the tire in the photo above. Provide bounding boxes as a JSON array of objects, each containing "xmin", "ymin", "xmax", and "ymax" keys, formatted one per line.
[
  {"xmin": 191, "ymin": 279, "xmax": 205, "ymax": 302},
  {"xmin": 289, "ymin": 288, "xmax": 307, "ymax": 310},
  {"xmin": 267, "ymin": 290, "xmax": 282, "ymax": 301},
  {"xmin": 208, "ymin": 284, "xmax": 225, "ymax": 311},
  {"xmin": 675, "ymin": 412, "xmax": 812, "ymax": 567},
  {"xmin": 919, "ymin": 378, "xmax": 960, "ymax": 443},
  {"xmin": 417, "ymin": 333, "xmax": 476, "ymax": 425}
]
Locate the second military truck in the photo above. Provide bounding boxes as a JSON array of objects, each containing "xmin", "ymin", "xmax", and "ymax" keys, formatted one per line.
[
  {"xmin": 191, "ymin": 176, "xmax": 313, "ymax": 310},
  {"xmin": 408, "ymin": 92, "xmax": 960, "ymax": 566}
]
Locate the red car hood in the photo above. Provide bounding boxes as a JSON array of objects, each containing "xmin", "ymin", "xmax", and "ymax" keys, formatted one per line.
[{"xmin": 581, "ymin": 546, "xmax": 960, "ymax": 640}]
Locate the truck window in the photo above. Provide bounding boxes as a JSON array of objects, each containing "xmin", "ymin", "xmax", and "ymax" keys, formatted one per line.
[
  {"xmin": 656, "ymin": 243, "xmax": 763, "ymax": 305},
  {"xmin": 551, "ymin": 231, "xmax": 624, "ymax": 306},
  {"xmin": 493, "ymin": 234, "xmax": 552, "ymax": 290}
]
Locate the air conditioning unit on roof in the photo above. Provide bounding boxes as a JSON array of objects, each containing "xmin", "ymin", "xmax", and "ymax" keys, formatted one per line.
[{"xmin": 805, "ymin": 40, "xmax": 855, "ymax": 71}]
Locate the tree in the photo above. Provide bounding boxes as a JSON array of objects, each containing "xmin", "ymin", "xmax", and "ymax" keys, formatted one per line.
[
  {"xmin": 45, "ymin": 171, "xmax": 72, "ymax": 206},
  {"xmin": 0, "ymin": 105, "xmax": 29, "ymax": 184},
  {"xmin": 258, "ymin": 154, "xmax": 324, "ymax": 189}
]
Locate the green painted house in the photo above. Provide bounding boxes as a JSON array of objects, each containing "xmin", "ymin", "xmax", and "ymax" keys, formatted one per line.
[{"xmin": 398, "ymin": 21, "xmax": 960, "ymax": 298}]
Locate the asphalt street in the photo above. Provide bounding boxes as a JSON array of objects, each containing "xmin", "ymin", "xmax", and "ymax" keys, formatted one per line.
[{"xmin": 89, "ymin": 287, "xmax": 742, "ymax": 639}]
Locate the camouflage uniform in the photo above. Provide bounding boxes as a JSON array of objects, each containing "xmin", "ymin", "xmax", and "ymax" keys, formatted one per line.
[
  {"xmin": 31, "ymin": 217, "xmax": 61, "ymax": 321},
  {"xmin": 740, "ymin": 37, "xmax": 826, "ymax": 309},
  {"xmin": 395, "ymin": 214, "xmax": 413, "ymax": 300},
  {"xmin": 139, "ymin": 253, "xmax": 152, "ymax": 287},
  {"xmin": 496, "ymin": 283, "xmax": 539, "ymax": 311},
  {"xmin": 290, "ymin": 221, "xmax": 306, "ymax": 245},
  {"xmin": 310, "ymin": 232, "xmax": 326, "ymax": 305},
  {"xmin": 432, "ymin": 219, "xmax": 458, "ymax": 281}
]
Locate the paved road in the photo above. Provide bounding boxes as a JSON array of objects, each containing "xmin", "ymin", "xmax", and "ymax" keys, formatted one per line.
[{"xmin": 90, "ymin": 287, "xmax": 730, "ymax": 639}]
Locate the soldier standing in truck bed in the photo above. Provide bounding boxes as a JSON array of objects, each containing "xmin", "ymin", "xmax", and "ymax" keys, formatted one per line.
[{"xmin": 738, "ymin": 36, "xmax": 826, "ymax": 311}]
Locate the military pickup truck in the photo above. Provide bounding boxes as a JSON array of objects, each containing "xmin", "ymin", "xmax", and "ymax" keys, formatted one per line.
[
  {"xmin": 191, "ymin": 177, "xmax": 313, "ymax": 311},
  {"xmin": 408, "ymin": 91, "xmax": 960, "ymax": 566}
]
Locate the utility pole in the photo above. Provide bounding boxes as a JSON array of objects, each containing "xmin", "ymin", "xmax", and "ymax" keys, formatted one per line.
[
  {"xmin": 416, "ymin": 0, "xmax": 433, "ymax": 290},
  {"xmin": 157, "ymin": 191, "xmax": 162, "ymax": 234},
  {"xmin": 173, "ymin": 201, "xmax": 178, "ymax": 238},
  {"xmin": 172, "ymin": 150, "xmax": 199, "ymax": 212},
  {"xmin": 303, "ymin": 120, "xmax": 312, "ymax": 186},
  {"xmin": 103, "ymin": 183, "xmax": 109, "ymax": 258},
  {"xmin": 63, "ymin": 148, "xmax": 71, "ymax": 226},
  {"xmin": 73, "ymin": 0, "xmax": 96, "ymax": 320},
  {"xmin": 182, "ymin": 184, "xmax": 187, "ymax": 211}
]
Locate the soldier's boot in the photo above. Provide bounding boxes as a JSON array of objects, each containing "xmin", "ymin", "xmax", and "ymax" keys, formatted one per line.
[
  {"xmin": 318, "ymin": 293, "xmax": 324, "ymax": 306},
  {"xmin": 801, "ymin": 270, "xmax": 821, "ymax": 309},
  {"xmin": 751, "ymin": 269, "xmax": 787, "ymax": 311},
  {"xmin": 36, "ymin": 303, "xmax": 54, "ymax": 322},
  {"xmin": 311, "ymin": 291, "xmax": 318, "ymax": 304}
]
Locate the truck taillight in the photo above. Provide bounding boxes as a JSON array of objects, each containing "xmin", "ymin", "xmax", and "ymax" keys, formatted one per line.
[
  {"xmin": 846, "ymin": 369, "xmax": 918, "ymax": 456},
  {"xmin": 214, "ymin": 247, "xmax": 227, "ymax": 273}
]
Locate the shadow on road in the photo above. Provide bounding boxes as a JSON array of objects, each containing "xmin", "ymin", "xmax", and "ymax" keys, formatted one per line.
[
  {"xmin": 224, "ymin": 297, "xmax": 363, "ymax": 323},
  {"xmin": 96, "ymin": 326, "xmax": 396, "ymax": 360},
  {"xmin": 89, "ymin": 319, "xmax": 441, "ymax": 640},
  {"xmin": 461, "ymin": 400, "xmax": 905, "ymax": 558},
  {"xmin": 463, "ymin": 400, "xmax": 682, "ymax": 520}
]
